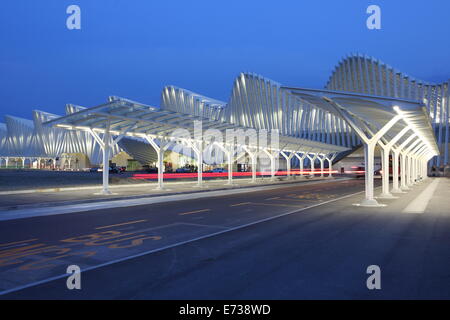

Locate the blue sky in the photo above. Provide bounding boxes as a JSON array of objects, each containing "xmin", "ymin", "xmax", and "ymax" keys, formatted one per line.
[{"xmin": 1, "ymin": 0, "xmax": 450, "ymax": 120}]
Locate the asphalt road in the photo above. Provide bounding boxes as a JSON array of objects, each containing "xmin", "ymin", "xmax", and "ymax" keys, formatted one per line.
[{"xmin": 1, "ymin": 177, "xmax": 450, "ymax": 299}]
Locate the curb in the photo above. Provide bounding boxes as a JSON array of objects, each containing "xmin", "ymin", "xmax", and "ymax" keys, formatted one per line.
[{"xmin": 0, "ymin": 178, "xmax": 351, "ymax": 213}]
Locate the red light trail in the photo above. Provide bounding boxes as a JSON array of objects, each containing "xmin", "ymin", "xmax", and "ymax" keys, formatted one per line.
[{"xmin": 132, "ymin": 169, "xmax": 340, "ymax": 180}]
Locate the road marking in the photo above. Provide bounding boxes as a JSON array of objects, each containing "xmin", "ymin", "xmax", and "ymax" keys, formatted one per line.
[
  {"xmin": 0, "ymin": 188, "xmax": 367, "ymax": 296},
  {"xmin": 179, "ymin": 209, "xmax": 211, "ymax": 216},
  {"xmin": 180, "ymin": 222, "xmax": 228, "ymax": 230},
  {"xmin": 250, "ymin": 202, "xmax": 303, "ymax": 208},
  {"xmin": 402, "ymin": 179, "xmax": 440, "ymax": 214},
  {"xmin": 95, "ymin": 220, "xmax": 147, "ymax": 230},
  {"xmin": 266, "ymin": 197, "xmax": 280, "ymax": 200},
  {"xmin": 283, "ymin": 199, "xmax": 317, "ymax": 203},
  {"xmin": 0, "ymin": 239, "xmax": 38, "ymax": 247},
  {"xmin": 230, "ymin": 202, "xmax": 251, "ymax": 207}
]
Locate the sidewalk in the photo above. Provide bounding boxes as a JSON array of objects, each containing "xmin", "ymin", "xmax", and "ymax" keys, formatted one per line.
[{"xmin": 0, "ymin": 176, "xmax": 345, "ymax": 215}]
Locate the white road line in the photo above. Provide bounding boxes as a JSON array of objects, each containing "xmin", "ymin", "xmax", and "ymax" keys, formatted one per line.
[
  {"xmin": 95, "ymin": 219, "xmax": 147, "ymax": 230},
  {"xmin": 402, "ymin": 179, "xmax": 440, "ymax": 214},
  {"xmin": 0, "ymin": 189, "xmax": 365, "ymax": 296}
]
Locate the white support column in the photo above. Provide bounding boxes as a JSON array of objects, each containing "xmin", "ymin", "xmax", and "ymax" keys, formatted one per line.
[
  {"xmin": 419, "ymin": 157, "xmax": 424, "ymax": 181},
  {"xmin": 262, "ymin": 148, "xmax": 278, "ymax": 181},
  {"xmin": 317, "ymin": 155, "xmax": 325, "ymax": 177},
  {"xmin": 412, "ymin": 156, "xmax": 417, "ymax": 183},
  {"xmin": 325, "ymin": 153, "xmax": 337, "ymax": 178},
  {"xmin": 101, "ymin": 122, "xmax": 111, "ymax": 194},
  {"xmin": 363, "ymin": 142, "xmax": 378, "ymax": 205},
  {"xmin": 227, "ymin": 146, "xmax": 234, "ymax": 185},
  {"xmin": 411, "ymin": 156, "xmax": 416, "ymax": 183},
  {"xmin": 288, "ymin": 153, "xmax": 294, "ymax": 178},
  {"xmin": 417, "ymin": 158, "xmax": 420, "ymax": 180},
  {"xmin": 5, "ymin": 157, "xmax": 8, "ymax": 168},
  {"xmin": 327, "ymin": 97, "xmax": 403, "ymax": 207},
  {"xmin": 418, "ymin": 157, "xmax": 422, "ymax": 180},
  {"xmin": 306, "ymin": 153, "xmax": 318, "ymax": 177},
  {"xmin": 157, "ymin": 143, "xmax": 165, "ymax": 189},
  {"xmin": 417, "ymin": 157, "xmax": 422, "ymax": 181},
  {"xmin": 251, "ymin": 153, "xmax": 257, "ymax": 183},
  {"xmin": 416, "ymin": 149, "xmax": 428, "ymax": 181},
  {"xmin": 269, "ymin": 151, "xmax": 276, "ymax": 181},
  {"xmin": 197, "ymin": 142, "xmax": 203, "ymax": 187},
  {"xmin": 243, "ymin": 146, "xmax": 258, "ymax": 184},
  {"xmin": 418, "ymin": 150, "xmax": 428, "ymax": 181},
  {"xmin": 404, "ymin": 140, "xmax": 421, "ymax": 188},
  {"xmin": 400, "ymin": 153, "xmax": 408, "ymax": 191},
  {"xmin": 212, "ymin": 141, "xmax": 235, "ymax": 186},
  {"xmin": 391, "ymin": 150, "xmax": 402, "ymax": 193},
  {"xmin": 280, "ymin": 151, "xmax": 294, "ymax": 179},
  {"xmin": 421, "ymin": 159, "xmax": 425, "ymax": 180},
  {"xmin": 378, "ymin": 148, "xmax": 391, "ymax": 198},
  {"xmin": 145, "ymin": 136, "xmax": 166, "ymax": 190},
  {"xmin": 415, "ymin": 157, "xmax": 420, "ymax": 182},
  {"xmin": 377, "ymin": 126, "xmax": 411, "ymax": 198},
  {"xmin": 410, "ymin": 144, "xmax": 426, "ymax": 184},
  {"xmin": 294, "ymin": 152, "xmax": 307, "ymax": 178},
  {"xmin": 392, "ymin": 133, "xmax": 418, "ymax": 192},
  {"xmin": 189, "ymin": 140, "xmax": 204, "ymax": 188},
  {"xmin": 406, "ymin": 155, "xmax": 413, "ymax": 187},
  {"xmin": 88, "ymin": 121, "xmax": 134, "ymax": 195},
  {"xmin": 405, "ymin": 154, "xmax": 411, "ymax": 187},
  {"xmin": 408, "ymin": 154, "xmax": 413, "ymax": 186}
]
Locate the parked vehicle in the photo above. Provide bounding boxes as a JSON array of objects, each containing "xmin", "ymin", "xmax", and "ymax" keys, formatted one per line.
[
  {"xmin": 96, "ymin": 167, "xmax": 120, "ymax": 173},
  {"xmin": 109, "ymin": 167, "xmax": 120, "ymax": 174},
  {"xmin": 143, "ymin": 165, "xmax": 158, "ymax": 173},
  {"xmin": 349, "ymin": 166, "xmax": 365, "ymax": 178},
  {"xmin": 212, "ymin": 167, "xmax": 226, "ymax": 173}
]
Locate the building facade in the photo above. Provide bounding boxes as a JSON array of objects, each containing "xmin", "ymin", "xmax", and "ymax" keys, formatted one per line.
[{"xmin": 1, "ymin": 54, "xmax": 447, "ymax": 170}]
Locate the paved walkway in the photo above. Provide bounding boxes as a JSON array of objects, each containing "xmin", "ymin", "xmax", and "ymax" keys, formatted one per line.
[{"xmin": 0, "ymin": 175, "xmax": 340, "ymax": 212}]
